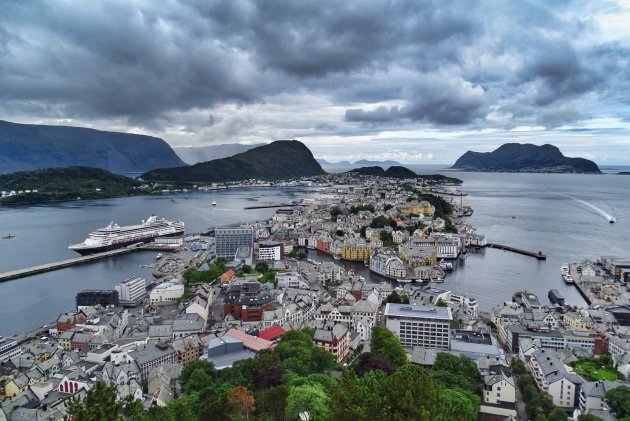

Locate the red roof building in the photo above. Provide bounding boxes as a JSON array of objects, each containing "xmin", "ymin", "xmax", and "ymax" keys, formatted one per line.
[{"xmin": 258, "ymin": 325, "xmax": 285, "ymax": 341}]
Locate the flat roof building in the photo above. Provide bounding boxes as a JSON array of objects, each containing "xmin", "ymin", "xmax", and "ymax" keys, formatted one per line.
[
  {"xmin": 215, "ymin": 226, "xmax": 254, "ymax": 258},
  {"xmin": 384, "ymin": 303, "xmax": 452, "ymax": 350}
]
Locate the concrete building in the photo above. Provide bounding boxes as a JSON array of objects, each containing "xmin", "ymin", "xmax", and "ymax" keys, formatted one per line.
[
  {"xmin": 215, "ymin": 226, "xmax": 254, "ymax": 258},
  {"xmin": 129, "ymin": 342, "xmax": 176, "ymax": 381},
  {"xmin": 528, "ymin": 349, "xmax": 584, "ymax": 408},
  {"xmin": 75, "ymin": 290, "xmax": 119, "ymax": 309},
  {"xmin": 312, "ymin": 321, "xmax": 350, "ymax": 362},
  {"xmin": 258, "ymin": 241, "xmax": 283, "ymax": 261},
  {"xmin": 149, "ymin": 281, "xmax": 185, "ymax": 305},
  {"xmin": 115, "ymin": 277, "xmax": 147, "ymax": 306},
  {"xmin": 384, "ymin": 303, "xmax": 452, "ymax": 350}
]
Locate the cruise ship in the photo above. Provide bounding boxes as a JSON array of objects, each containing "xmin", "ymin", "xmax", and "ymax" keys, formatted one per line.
[{"xmin": 69, "ymin": 216, "xmax": 185, "ymax": 255}]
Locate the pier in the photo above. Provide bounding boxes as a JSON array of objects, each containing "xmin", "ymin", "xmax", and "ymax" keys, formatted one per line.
[
  {"xmin": 485, "ymin": 243, "xmax": 546, "ymax": 260},
  {"xmin": 0, "ymin": 246, "xmax": 141, "ymax": 282},
  {"xmin": 244, "ymin": 203, "xmax": 303, "ymax": 210}
]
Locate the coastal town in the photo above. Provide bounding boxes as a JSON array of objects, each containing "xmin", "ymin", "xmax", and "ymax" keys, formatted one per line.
[{"xmin": 1, "ymin": 172, "xmax": 630, "ymax": 420}]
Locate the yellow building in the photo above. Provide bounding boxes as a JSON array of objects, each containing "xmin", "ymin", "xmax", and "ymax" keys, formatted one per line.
[
  {"xmin": 341, "ymin": 242, "xmax": 373, "ymax": 261},
  {"xmin": 398, "ymin": 200, "xmax": 434, "ymax": 216}
]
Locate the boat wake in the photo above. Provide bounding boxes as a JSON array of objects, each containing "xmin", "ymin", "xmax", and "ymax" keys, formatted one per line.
[{"xmin": 549, "ymin": 191, "xmax": 615, "ymax": 222}]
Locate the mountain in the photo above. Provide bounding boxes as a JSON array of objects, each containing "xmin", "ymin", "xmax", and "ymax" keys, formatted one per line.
[
  {"xmin": 0, "ymin": 166, "xmax": 140, "ymax": 204},
  {"xmin": 451, "ymin": 143, "xmax": 601, "ymax": 173},
  {"xmin": 141, "ymin": 140, "xmax": 325, "ymax": 182},
  {"xmin": 347, "ymin": 165, "xmax": 417, "ymax": 179},
  {"xmin": 174, "ymin": 143, "xmax": 265, "ymax": 164},
  {"xmin": 354, "ymin": 159, "xmax": 401, "ymax": 166},
  {"xmin": 0, "ymin": 120, "xmax": 185, "ymax": 174}
]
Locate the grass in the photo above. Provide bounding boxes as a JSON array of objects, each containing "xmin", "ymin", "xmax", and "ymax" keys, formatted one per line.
[{"xmin": 571, "ymin": 356, "xmax": 623, "ymax": 381}]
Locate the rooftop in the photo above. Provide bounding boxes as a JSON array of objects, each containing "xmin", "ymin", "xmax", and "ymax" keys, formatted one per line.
[{"xmin": 384, "ymin": 303, "xmax": 452, "ymax": 321}]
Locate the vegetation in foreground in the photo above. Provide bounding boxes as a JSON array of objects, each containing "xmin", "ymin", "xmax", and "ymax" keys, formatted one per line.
[{"xmin": 69, "ymin": 327, "xmax": 481, "ymax": 420}]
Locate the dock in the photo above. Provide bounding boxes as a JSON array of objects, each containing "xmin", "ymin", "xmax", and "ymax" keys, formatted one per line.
[
  {"xmin": 244, "ymin": 203, "xmax": 303, "ymax": 210},
  {"xmin": 0, "ymin": 246, "xmax": 141, "ymax": 282},
  {"xmin": 486, "ymin": 243, "xmax": 546, "ymax": 260}
]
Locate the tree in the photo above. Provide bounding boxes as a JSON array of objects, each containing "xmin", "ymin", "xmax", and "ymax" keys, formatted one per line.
[
  {"xmin": 370, "ymin": 326, "xmax": 407, "ymax": 367},
  {"xmin": 66, "ymin": 382, "xmax": 146, "ymax": 421},
  {"xmin": 354, "ymin": 352, "xmax": 396, "ymax": 376},
  {"xmin": 241, "ymin": 264, "xmax": 252, "ymax": 273},
  {"xmin": 255, "ymin": 261, "xmax": 269, "ymax": 273},
  {"xmin": 435, "ymin": 298, "xmax": 448, "ymax": 307},
  {"xmin": 285, "ymin": 384, "xmax": 330, "ymax": 421},
  {"xmin": 180, "ymin": 360, "xmax": 216, "ymax": 389},
  {"xmin": 606, "ymin": 386, "xmax": 630, "ymax": 419},
  {"xmin": 431, "ymin": 353, "xmax": 482, "ymax": 397},
  {"xmin": 226, "ymin": 385, "xmax": 255, "ymax": 421},
  {"xmin": 440, "ymin": 388, "xmax": 478, "ymax": 421},
  {"xmin": 578, "ymin": 414, "xmax": 604, "ymax": 421},
  {"xmin": 385, "ymin": 291, "xmax": 401, "ymax": 303}
]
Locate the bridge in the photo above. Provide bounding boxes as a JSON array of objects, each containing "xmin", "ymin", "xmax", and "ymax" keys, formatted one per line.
[{"xmin": 0, "ymin": 245, "xmax": 141, "ymax": 283}]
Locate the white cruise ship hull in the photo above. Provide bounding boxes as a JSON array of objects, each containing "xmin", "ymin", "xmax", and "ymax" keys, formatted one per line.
[{"xmin": 69, "ymin": 216, "xmax": 185, "ymax": 255}]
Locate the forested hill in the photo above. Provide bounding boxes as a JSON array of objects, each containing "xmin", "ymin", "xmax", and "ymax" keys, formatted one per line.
[
  {"xmin": 451, "ymin": 143, "xmax": 601, "ymax": 173},
  {"xmin": 0, "ymin": 120, "xmax": 185, "ymax": 174},
  {"xmin": 141, "ymin": 140, "xmax": 325, "ymax": 182},
  {"xmin": 0, "ymin": 166, "xmax": 140, "ymax": 204}
]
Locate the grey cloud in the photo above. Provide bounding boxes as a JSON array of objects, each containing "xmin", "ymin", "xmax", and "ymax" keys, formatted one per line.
[
  {"xmin": 314, "ymin": 123, "xmax": 337, "ymax": 131},
  {"xmin": 345, "ymin": 75, "xmax": 487, "ymax": 125}
]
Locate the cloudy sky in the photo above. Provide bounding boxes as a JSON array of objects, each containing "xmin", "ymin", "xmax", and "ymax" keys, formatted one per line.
[{"xmin": 2, "ymin": 0, "xmax": 630, "ymax": 164}]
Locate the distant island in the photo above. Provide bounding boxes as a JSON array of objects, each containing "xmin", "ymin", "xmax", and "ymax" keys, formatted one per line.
[
  {"xmin": 174, "ymin": 143, "xmax": 265, "ymax": 165},
  {"xmin": 142, "ymin": 140, "xmax": 325, "ymax": 183},
  {"xmin": 0, "ymin": 120, "xmax": 185, "ymax": 174},
  {"xmin": 317, "ymin": 159, "xmax": 401, "ymax": 166},
  {"xmin": 348, "ymin": 166, "xmax": 462, "ymax": 184},
  {"xmin": 0, "ymin": 167, "xmax": 141, "ymax": 205},
  {"xmin": 451, "ymin": 143, "xmax": 601, "ymax": 174}
]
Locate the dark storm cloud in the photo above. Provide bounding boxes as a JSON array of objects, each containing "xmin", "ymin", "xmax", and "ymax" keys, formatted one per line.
[{"xmin": 0, "ymin": 0, "xmax": 628, "ymax": 137}]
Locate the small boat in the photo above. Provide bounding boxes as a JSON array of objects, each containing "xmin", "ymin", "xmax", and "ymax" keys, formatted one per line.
[
  {"xmin": 211, "ymin": 201, "xmax": 217, "ymax": 206},
  {"xmin": 562, "ymin": 273, "xmax": 574, "ymax": 284},
  {"xmin": 431, "ymin": 276, "xmax": 445, "ymax": 283},
  {"xmin": 561, "ymin": 263, "xmax": 569, "ymax": 275},
  {"xmin": 397, "ymin": 279, "xmax": 413, "ymax": 284},
  {"xmin": 609, "ymin": 216, "xmax": 616, "ymax": 223},
  {"xmin": 156, "ymin": 253, "xmax": 164, "ymax": 260},
  {"xmin": 2, "ymin": 234, "xmax": 14, "ymax": 239},
  {"xmin": 439, "ymin": 259, "xmax": 453, "ymax": 271}
]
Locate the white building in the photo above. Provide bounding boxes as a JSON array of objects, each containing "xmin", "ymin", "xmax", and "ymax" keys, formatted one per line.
[
  {"xmin": 258, "ymin": 241, "xmax": 283, "ymax": 261},
  {"xmin": 528, "ymin": 349, "xmax": 584, "ymax": 408},
  {"xmin": 384, "ymin": 303, "xmax": 452, "ymax": 350},
  {"xmin": 115, "ymin": 276, "xmax": 147, "ymax": 305},
  {"xmin": 277, "ymin": 273, "xmax": 310, "ymax": 289},
  {"xmin": 149, "ymin": 281, "xmax": 185, "ymax": 305},
  {"xmin": 370, "ymin": 249, "xmax": 407, "ymax": 279}
]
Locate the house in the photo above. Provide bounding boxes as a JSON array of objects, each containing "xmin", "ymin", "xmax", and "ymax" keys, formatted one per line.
[
  {"xmin": 479, "ymin": 362, "xmax": 517, "ymax": 419},
  {"xmin": 172, "ymin": 313, "xmax": 205, "ymax": 338},
  {"xmin": 579, "ymin": 380, "xmax": 630, "ymax": 412},
  {"xmin": 129, "ymin": 342, "xmax": 176, "ymax": 381},
  {"xmin": 171, "ymin": 335, "xmax": 205, "ymax": 365},
  {"xmin": 312, "ymin": 320, "xmax": 350, "ymax": 362}
]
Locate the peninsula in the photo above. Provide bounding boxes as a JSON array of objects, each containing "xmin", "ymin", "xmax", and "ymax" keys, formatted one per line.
[{"xmin": 451, "ymin": 143, "xmax": 601, "ymax": 174}]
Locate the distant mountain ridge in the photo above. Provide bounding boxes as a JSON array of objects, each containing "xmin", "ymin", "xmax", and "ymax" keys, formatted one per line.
[
  {"xmin": 142, "ymin": 140, "xmax": 325, "ymax": 182},
  {"xmin": 317, "ymin": 159, "xmax": 401, "ymax": 166},
  {"xmin": 451, "ymin": 143, "xmax": 601, "ymax": 173},
  {"xmin": 0, "ymin": 120, "xmax": 185, "ymax": 174},
  {"xmin": 174, "ymin": 143, "xmax": 265, "ymax": 164}
]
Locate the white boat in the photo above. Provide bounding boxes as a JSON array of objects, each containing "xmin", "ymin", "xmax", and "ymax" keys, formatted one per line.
[
  {"xmin": 211, "ymin": 201, "xmax": 217, "ymax": 206},
  {"xmin": 156, "ymin": 253, "xmax": 164, "ymax": 260},
  {"xmin": 69, "ymin": 215, "xmax": 185, "ymax": 255},
  {"xmin": 397, "ymin": 279, "xmax": 413, "ymax": 283},
  {"xmin": 561, "ymin": 263, "xmax": 569, "ymax": 275},
  {"xmin": 431, "ymin": 276, "xmax": 445, "ymax": 283},
  {"xmin": 439, "ymin": 259, "xmax": 453, "ymax": 271},
  {"xmin": 562, "ymin": 273, "xmax": 574, "ymax": 284},
  {"xmin": 609, "ymin": 216, "xmax": 616, "ymax": 223}
]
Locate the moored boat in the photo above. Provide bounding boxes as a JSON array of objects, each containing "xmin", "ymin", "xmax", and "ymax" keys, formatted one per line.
[
  {"xmin": 562, "ymin": 273, "xmax": 574, "ymax": 284},
  {"xmin": 69, "ymin": 215, "xmax": 185, "ymax": 255}
]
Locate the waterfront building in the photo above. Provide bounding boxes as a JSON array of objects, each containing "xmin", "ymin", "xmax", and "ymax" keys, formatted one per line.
[
  {"xmin": 0, "ymin": 339, "xmax": 21, "ymax": 363},
  {"xmin": 215, "ymin": 226, "xmax": 254, "ymax": 258},
  {"xmin": 258, "ymin": 240, "xmax": 283, "ymax": 261},
  {"xmin": 370, "ymin": 249, "xmax": 407, "ymax": 279},
  {"xmin": 384, "ymin": 303, "xmax": 452, "ymax": 350},
  {"xmin": 115, "ymin": 276, "xmax": 147, "ymax": 306},
  {"xmin": 340, "ymin": 240, "xmax": 374, "ymax": 261},
  {"xmin": 76, "ymin": 290, "xmax": 119, "ymax": 309},
  {"xmin": 398, "ymin": 200, "xmax": 434, "ymax": 216}
]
